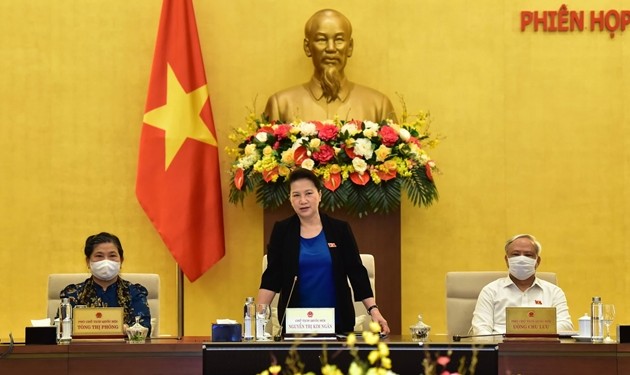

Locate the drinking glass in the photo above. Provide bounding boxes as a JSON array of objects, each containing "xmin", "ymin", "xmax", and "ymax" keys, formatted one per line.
[
  {"xmin": 603, "ymin": 304, "xmax": 616, "ymax": 343},
  {"xmin": 256, "ymin": 304, "xmax": 272, "ymax": 341}
]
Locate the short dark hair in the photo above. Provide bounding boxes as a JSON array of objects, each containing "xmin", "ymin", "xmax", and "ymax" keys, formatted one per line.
[
  {"xmin": 84, "ymin": 232, "xmax": 124, "ymax": 260},
  {"xmin": 288, "ymin": 168, "xmax": 321, "ymax": 191}
]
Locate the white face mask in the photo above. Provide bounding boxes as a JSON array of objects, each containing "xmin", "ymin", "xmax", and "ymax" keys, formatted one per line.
[
  {"xmin": 508, "ymin": 255, "xmax": 537, "ymax": 280},
  {"xmin": 90, "ymin": 259, "xmax": 120, "ymax": 281}
]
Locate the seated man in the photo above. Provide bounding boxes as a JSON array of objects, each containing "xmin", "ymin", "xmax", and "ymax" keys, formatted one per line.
[{"xmin": 472, "ymin": 234, "xmax": 574, "ymax": 335}]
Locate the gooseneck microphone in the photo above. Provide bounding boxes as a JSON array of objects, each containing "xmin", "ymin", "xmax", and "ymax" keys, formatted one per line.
[
  {"xmin": 274, "ymin": 276, "xmax": 298, "ymax": 342},
  {"xmin": 452, "ymin": 333, "xmax": 505, "ymax": 342}
]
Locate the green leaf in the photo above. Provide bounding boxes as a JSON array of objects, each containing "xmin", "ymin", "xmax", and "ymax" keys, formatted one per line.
[
  {"xmin": 256, "ymin": 178, "xmax": 289, "ymax": 209},
  {"xmin": 404, "ymin": 167, "xmax": 439, "ymax": 207}
]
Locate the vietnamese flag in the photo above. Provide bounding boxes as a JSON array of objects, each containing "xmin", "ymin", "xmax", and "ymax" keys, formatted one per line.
[{"xmin": 136, "ymin": 0, "xmax": 225, "ymax": 282}]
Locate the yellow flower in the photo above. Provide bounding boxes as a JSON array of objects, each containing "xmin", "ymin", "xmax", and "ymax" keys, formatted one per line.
[
  {"xmin": 368, "ymin": 349, "xmax": 380, "ymax": 364},
  {"xmin": 363, "ymin": 331, "xmax": 379, "ymax": 345},
  {"xmin": 329, "ymin": 164, "xmax": 342, "ymax": 174},
  {"xmin": 369, "ymin": 321, "xmax": 382, "ymax": 333},
  {"xmin": 244, "ymin": 143, "xmax": 257, "ymax": 156},
  {"xmin": 346, "ymin": 332, "xmax": 357, "ymax": 347},
  {"xmin": 378, "ymin": 342, "xmax": 389, "ymax": 357},
  {"xmin": 278, "ymin": 165, "xmax": 290, "ymax": 177},
  {"xmin": 374, "ymin": 144, "xmax": 391, "ymax": 162},
  {"xmin": 348, "ymin": 362, "xmax": 363, "ymax": 375},
  {"xmin": 321, "ymin": 364, "xmax": 342, "ymax": 375},
  {"xmin": 262, "ymin": 146, "xmax": 274, "ymax": 157},
  {"xmin": 281, "ymin": 148, "xmax": 295, "ymax": 164},
  {"xmin": 309, "ymin": 138, "xmax": 321, "ymax": 148},
  {"xmin": 381, "ymin": 357, "xmax": 392, "ymax": 369},
  {"xmin": 301, "ymin": 158, "xmax": 315, "ymax": 170}
]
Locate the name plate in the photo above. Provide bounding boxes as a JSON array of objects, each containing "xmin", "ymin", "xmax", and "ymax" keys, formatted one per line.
[
  {"xmin": 73, "ymin": 307, "xmax": 125, "ymax": 337},
  {"xmin": 285, "ymin": 308, "xmax": 335, "ymax": 334},
  {"xmin": 506, "ymin": 307, "xmax": 557, "ymax": 335}
]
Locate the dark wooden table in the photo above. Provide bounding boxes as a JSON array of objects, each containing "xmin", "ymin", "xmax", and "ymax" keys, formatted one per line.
[
  {"xmin": 4, "ymin": 335, "xmax": 630, "ymax": 375},
  {"xmin": 0, "ymin": 336, "xmax": 204, "ymax": 375},
  {"xmin": 203, "ymin": 335, "xmax": 498, "ymax": 375}
]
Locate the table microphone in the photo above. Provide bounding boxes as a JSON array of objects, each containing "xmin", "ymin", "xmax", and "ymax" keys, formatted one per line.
[
  {"xmin": 452, "ymin": 333, "xmax": 504, "ymax": 342},
  {"xmin": 274, "ymin": 276, "xmax": 298, "ymax": 342}
]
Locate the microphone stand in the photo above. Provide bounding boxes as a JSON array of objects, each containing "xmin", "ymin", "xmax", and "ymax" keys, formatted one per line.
[{"xmin": 274, "ymin": 276, "xmax": 298, "ymax": 342}]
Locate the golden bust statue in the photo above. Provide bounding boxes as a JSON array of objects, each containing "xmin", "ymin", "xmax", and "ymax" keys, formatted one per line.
[{"xmin": 264, "ymin": 9, "xmax": 397, "ymax": 123}]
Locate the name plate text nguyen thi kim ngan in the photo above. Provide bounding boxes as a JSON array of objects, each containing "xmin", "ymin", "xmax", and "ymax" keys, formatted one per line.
[
  {"xmin": 72, "ymin": 307, "xmax": 125, "ymax": 338},
  {"xmin": 285, "ymin": 308, "xmax": 335, "ymax": 335}
]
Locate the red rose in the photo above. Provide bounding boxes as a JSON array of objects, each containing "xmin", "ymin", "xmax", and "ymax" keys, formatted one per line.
[
  {"xmin": 273, "ymin": 124, "xmax": 291, "ymax": 140},
  {"xmin": 312, "ymin": 144, "xmax": 335, "ymax": 164},
  {"xmin": 318, "ymin": 124, "xmax": 339, "ymax": 141},
  {"xmin": 379, "ymin": 126, "xmax": 399, "ymax": 147}
]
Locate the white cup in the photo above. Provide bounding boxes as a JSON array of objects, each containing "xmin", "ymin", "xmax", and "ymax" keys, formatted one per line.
[
  {"xmin": 150, "ymin": 318, "xmax": 158, "ymax": 338},
  {"xmin": 578, "ymin": 313, "xmax": 591, "ymax": 337}
]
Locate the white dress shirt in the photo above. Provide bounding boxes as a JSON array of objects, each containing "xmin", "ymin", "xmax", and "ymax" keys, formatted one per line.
[{"xmin": 472, "ymin": 275, "xmax": 574, "ymax": 335}]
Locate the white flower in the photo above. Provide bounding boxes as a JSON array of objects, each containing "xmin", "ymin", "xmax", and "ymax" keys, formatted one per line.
[
  {"xmin": 399, "ymin": 128, "xmax": 411, "ymax": 141},
  {"xmin": 352, "ymin": 158, "xmax": 368, "ymax": 173},
  {"xmin": 363, "ymin": 128, "xmax": 378, "ymax": 138},
  {"xmin": 298, "ymin": 121, "xmax": 317, "ymax": 136},
  {"xmin": 255, "ymin": 132, "xmax": 268, "ymax": 142},
  {"xmin": 301, "ymin": 158, "xmax": 315, "ymax": 170},
  {"xmin": 363, "ymin": 121, "xmax": 379, "ymax": 130},
  {"xmin": 292, "ymin": 137, "xmax": 309, "ymax": 149},
  {"xmin": 237, "ymin": 154, "xmax": 258, "ymax": 169},
  {"xmin": 340, "ymin": 122, "xmax": 360, "ymax": 136},
  {"xmin": 244, "ymin": 144, "xmax": 257, "ymax": 156},
  {"xmin": 354, "ymin": 138, "xmax": 374, "ymax": 159}
]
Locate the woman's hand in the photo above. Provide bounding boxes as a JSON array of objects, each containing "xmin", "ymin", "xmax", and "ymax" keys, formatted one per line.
[{"xmin": 370, "ymin": 308, "xmax": 390, "ymax": 335}]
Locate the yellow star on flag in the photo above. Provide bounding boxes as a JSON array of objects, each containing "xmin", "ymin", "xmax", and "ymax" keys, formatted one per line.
[{"xmin": 143, "ymin": 63, "xmax": 217, "ymax": 169}]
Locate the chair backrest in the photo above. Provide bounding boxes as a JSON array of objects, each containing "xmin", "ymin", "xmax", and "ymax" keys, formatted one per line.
[
  {"xmin": 262, "ymin": 253, "xmax": 376, "ymax": 332},
  {"xmin": 47, "ymin": 273, "xmax": 160, "ymax": 335},
  {"xmin": 445, "ymin": 271, "xmax": 557, "ymax": 336}
]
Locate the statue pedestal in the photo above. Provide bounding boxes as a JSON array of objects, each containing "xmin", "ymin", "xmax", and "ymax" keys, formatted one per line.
[{"xmin": 263, "ymin": 206, "xmax": 401, "ymax": 335}]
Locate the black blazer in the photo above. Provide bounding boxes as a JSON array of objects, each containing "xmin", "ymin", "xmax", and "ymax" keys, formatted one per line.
[{"xmin": 260, "ymin": 213, "xmax": 373, "ymax": 333}]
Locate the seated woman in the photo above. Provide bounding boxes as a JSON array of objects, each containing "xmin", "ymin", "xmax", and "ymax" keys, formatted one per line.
[{"xmin": 60, "ymin": 232, "xmax": 151, "ymax": 334}]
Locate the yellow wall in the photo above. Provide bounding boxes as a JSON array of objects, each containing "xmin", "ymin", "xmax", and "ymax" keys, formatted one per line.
[{"xmin": 1, "ymin": 0, "xmax": 629, "ymax": 341}]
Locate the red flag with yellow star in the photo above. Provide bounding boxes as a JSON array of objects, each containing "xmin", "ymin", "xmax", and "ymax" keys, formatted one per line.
[{"xmin": 136, "ymin": 0, "xmax": 225, "ymax": 282}]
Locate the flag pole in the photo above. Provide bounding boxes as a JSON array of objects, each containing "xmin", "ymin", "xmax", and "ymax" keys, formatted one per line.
[{"xmin": 177, "ymin": 264, "xmax": 184, "ymax": 339}]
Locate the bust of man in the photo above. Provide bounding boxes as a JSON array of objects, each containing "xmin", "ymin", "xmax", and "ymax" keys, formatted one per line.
[{"xmin": 264, "ymin": 9, "xmax": 396, "ymax": 123}]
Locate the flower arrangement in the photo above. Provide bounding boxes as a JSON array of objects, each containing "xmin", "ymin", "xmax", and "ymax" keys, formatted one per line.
[
  {"xmin": 227, "ymin": 108, "xmax": 441, "ymax": 217},
  {"xmin": 257, "ymin": 321, "xmax": 478, "ymax": 375},
  {"xmin": 258, "ymin": 322, "xmax": 395, "ymax": 375}
]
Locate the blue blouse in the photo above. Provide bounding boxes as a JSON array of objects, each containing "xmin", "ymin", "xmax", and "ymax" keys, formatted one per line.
[{"xmin": 298, "ymin": 231, "xmax": 336, "ymax": 308}]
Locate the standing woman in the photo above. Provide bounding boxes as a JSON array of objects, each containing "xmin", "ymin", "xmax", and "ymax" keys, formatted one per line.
[
  {"xmin": 60, "ymin": 232, "xmax": 151, "ymax": 334},
  {"xmin": 257, "ymin": 168, "xmax": 389, "ymax": 335}
]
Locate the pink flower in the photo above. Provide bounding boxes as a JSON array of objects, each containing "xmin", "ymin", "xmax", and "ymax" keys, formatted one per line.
[
  {"xmin": 379, "ymin": 125, "xmax": 399, "ymax": 147},
  {"xmin": 436, "ymin": 356, "xmax": 450, "ymax": 366},
  {"xmin": 312, "ymin": 144, "xmax": 335, "ymax": 164},
  {"xmin": 273, "ymin": 124, "xmax": 291, "ymax": 140},
  {"xmin": 318, "ymin": 124, "xmax": 339, "ymax": 141}
]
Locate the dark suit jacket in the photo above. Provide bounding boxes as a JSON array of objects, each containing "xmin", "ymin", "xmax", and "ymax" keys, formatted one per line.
[{"xmin": 260, "ymin": 213, "xmax": 373, "ymax": 333}]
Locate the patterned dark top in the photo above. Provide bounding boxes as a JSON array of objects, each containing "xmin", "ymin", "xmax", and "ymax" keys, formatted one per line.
[{"xmin": 59, "ymin": 277, "xmax": 151, "ymax": 334}]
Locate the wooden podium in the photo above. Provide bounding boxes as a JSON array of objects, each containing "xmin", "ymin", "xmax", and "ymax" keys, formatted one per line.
[{"xmin": 263, "ymin": 205, "xmax": 402, "ymax": 334}]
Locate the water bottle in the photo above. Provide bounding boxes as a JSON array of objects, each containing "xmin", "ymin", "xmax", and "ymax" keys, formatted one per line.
[
  {"xmin": 243, "ymin": 297, "xmax": 255, "ymax": 341},
  {"xmin": 59, "ymin": 297, "xmax": 73, "ymax": 343},
  {"xmin": 591, "ymin": 296, "xmax": 603, "ymax": 343}
]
